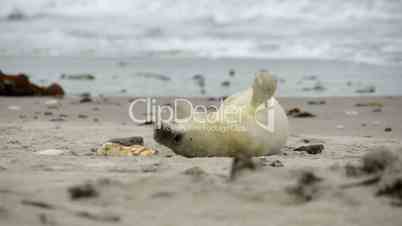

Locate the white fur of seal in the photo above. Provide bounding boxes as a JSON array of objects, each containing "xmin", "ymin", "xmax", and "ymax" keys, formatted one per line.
[{"xmin": 154, "ymin": 71, "xmax": 288, "ymax": 157}]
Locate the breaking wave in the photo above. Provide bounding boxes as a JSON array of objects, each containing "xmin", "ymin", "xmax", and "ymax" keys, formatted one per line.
[{"xmin": 1, "ymin": 0, "xmax": 402, "ymax": 65}]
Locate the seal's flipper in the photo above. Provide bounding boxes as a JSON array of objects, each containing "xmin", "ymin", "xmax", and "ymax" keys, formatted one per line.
[{"xmin": 251, "ymin": 70, "xmax": 277, "ymax": 108}]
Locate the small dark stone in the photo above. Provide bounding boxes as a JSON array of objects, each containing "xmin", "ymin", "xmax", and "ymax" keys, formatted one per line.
[
  {"xmin": 270, "ymin": 160, "xmax": 284, "ymax": 167},
  {"xmin": 78, "ymin": 114, "xmax": 88, "ymax": 119},
  {"xmin": 139, "ymin": 120, "xmax": 154, "ymax": 126},
  {"xmin": 21, "ymin": 200, "xmax": 54, "ymax": 209},
  {"xmin": 108, "ymin": 136, "xmax": 144, "ymax": 146},
  {"xmin": 75, "ymin": 211, "xmax": 120, "ymax": 222},
  {"xmin": 79, "ymin": 93, "xmax": 92, "ymax": 103},
  {"xmin": 183, "ymin": 166, "xmax": 206, "ymax": 177},
  {"xmin": 287, "ymin": 108, "xmax": 316, "ymax": 118},
  {"xmin": 385, "ymin": 128, "xmax": 392, "ymax": 132},
  {"xmin": 151, "ymin": 191, "xmax": 174, "ymax": 198},
  {"xmin": 287, "ymin": 108, "xmax": 300, "ymax": 115},
  {"xmin": 44, "ymin": 112, "xmax": 53, "ymax": 116},
  {"xmin": 68, "ymin": 183, "xmax": 99, "ymax": 200},
  {"xmin": 50, "ymin": 117, "xmax": 65, "ymax": 122},
  {"xmin": 294, "ymin": 144, "xmax": 324, "ymax": 154},
  {"xmin": 294, "ymin": 112, "xmax": 316, "ymax": 118},
  {"xmin": 141, "ymin": 164, "xmax": 159, "ymax": 173}
]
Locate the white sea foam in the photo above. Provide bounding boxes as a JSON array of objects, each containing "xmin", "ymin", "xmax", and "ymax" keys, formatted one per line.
[{"xmin": 0, "ymin": 0, "xmax": 402, "ymax": 65}]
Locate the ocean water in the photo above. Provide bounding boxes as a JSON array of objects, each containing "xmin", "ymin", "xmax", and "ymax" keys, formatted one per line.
[
  {"xmin": 1, "ymin": 56, "xmax": 401, "ymax": 97},
  {"xmin": 1, "ymin": 0, "xmax": 402, "ymax": 96}
]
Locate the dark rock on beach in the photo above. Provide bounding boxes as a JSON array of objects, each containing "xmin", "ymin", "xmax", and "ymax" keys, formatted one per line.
[
  {"xmin": 1, "ymin": 71, "xmax": 64, "ymax": 96},
  {"xmin": 108, "ymin": 136, "xmax": 144, "ymax": 146},
  {"xmin": 68, "ymin": 183, "xmax": 99, "ymax": 200},
  {"xmin": 287, "ymin": 108, "xmax": 316, "ymax": 118},
  {"xmin": 269, "ymin": 160, "xmax": 284, "ymax": 167},
  {"xmin": 294, "ymin": 144, "xmax": 324, "ymax": 154},
  {"xmin": 79, "ymin": 93, "xmax": 92, "ymax": 103}
]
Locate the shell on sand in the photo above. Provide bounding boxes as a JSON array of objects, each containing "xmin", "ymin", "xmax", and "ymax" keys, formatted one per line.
[{"xmin": 96, "ymin": 143, "xmax": 157, "ymax": 156}]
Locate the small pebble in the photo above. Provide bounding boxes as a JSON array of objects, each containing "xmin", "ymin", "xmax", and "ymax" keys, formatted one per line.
[
  {"xmin": 294, "ymin": 144, "xmax": 324, "ymax": 154},
  {"xmin": 270, "ymin": 160, "xmax": 284, "ymax": 167},
  {"xmin": 78, "ymin": 114, "xmax": 88, "ymax": 119},
  {"xmin": 44, "ymin": 112, "xmax": 53, "ymax": 116},
  {"xmin": 107, "ymin": 136, "xmax": 144, "ymax": 146},
  {"xmin": 183, "ymin": 166, "xmax": 206, "ymax": 177},
  {"xmin": 68, "ymin": 183, "xmax": 99, "ymax": 200}
]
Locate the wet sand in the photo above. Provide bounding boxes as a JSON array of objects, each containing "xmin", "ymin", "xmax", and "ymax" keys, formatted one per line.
[{"xmin": 1, "ymin": 96, "xmax": 401, "ymax": 226}]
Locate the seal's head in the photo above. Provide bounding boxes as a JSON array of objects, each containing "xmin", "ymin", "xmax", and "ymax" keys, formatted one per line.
[
  {"xmin": 154, "ymin": 122, "xmax": 208, "ymax": 157},
  {"xmin": 154, "ymin": 122, "xmax": 185, "ymax": 152}
]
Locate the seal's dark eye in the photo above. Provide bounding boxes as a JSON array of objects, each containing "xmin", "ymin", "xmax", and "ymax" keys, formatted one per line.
[{"xmin": 174, "ymin": 133, "xmax": 183, "ymax": 143}]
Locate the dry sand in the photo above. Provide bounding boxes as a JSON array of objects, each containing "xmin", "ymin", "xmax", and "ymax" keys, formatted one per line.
[{"xmin": 0, "ymin": 96, "xmax": 401, "ymax": 226}]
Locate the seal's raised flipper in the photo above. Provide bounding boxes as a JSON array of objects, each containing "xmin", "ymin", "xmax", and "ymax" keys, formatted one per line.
[{"xmin": 251, "ymin": 70, "xmax": 277, "ymax": 108}]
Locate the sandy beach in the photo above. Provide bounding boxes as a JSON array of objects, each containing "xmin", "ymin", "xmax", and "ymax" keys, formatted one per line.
[{"xmin": 1, "ymin": 95, "xmax": 401, "ymax": 226}]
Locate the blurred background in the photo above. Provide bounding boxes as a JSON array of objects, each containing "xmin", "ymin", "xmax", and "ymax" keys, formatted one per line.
[{"xmin": 1, "ymin": 0, "xmax": 402, "ymax": 97}]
